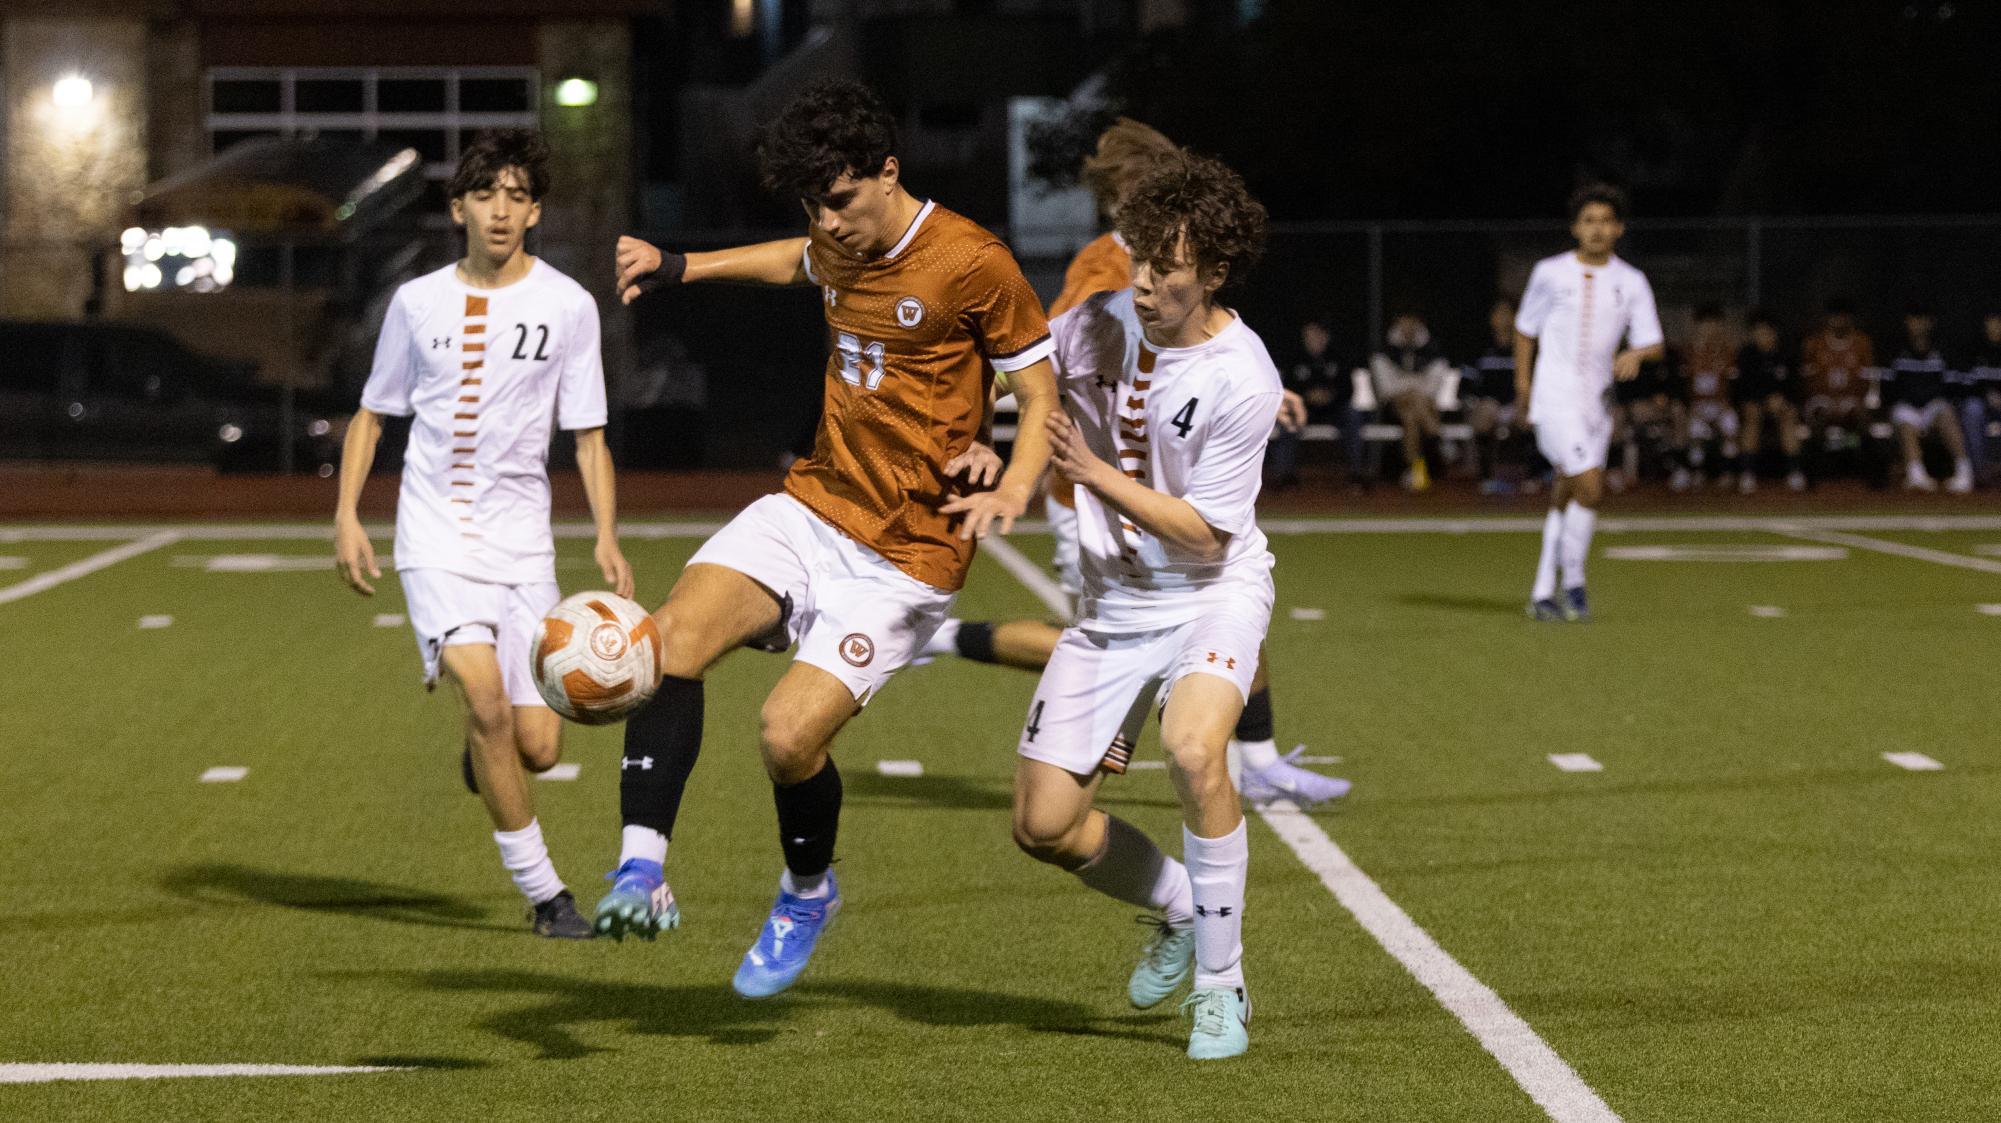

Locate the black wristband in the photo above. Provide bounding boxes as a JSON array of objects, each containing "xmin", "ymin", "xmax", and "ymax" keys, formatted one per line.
[{"xmin": 636, "ymin": 251, "xmax": 688, "ymax": 294}]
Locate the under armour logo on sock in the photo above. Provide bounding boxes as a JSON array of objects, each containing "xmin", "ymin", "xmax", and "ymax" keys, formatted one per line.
[
  {"xmin": 620, "ymin": 756, "xmax": 654, "ymax": 771},
  {"xmin": 1194, "ymin": 904, "xmax": 1234, "ymax": 918}
]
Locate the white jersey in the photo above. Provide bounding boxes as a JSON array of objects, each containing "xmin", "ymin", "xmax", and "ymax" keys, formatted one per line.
[
  {"xmin": 1515, "ymin": 251, "xmax": 1662, "ymax": 422},
  {"xmin": 1050, "ymin": 290, "xmax": 1280, "ymax": 632},
  {"xmin": 361, "ymin": 259, "xmax": 607, "ymax": 586}
]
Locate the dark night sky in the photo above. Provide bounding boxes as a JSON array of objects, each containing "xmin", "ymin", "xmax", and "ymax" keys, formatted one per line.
[{"xmin": 1104, "ymin": 0, "xmax": 2001, "ymax": 220}]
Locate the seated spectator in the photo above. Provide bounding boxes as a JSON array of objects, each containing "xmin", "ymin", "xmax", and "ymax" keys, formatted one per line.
[
  {"xmin": 1677, "ymin": 303, "xmax": 1739, "ymax": 487},
  {"xmin": 1971, "ymin": 311, "xmax": 2001, "ymax": 484},
  {"xmin": 1268, "ymin": 318, "xmax": 1365, "ymax": 489},
  {"xmin": 1801, "ymin": 298, "xmax": 1875, "ymax": 456},
  {"xmin": 1613, "ymin": 347, "xmax": 1689, "ymax": 490},
  {"xmin": 1369, "ymin": 312, "xmax": 1453, "ymax": 491},
  {"xmin": 1732, "ymin": 310, "xmax": 1807, "ymax": 493},
  {"xmin": 1463, "ymin": 297, "xmax": 1522, "ymax": 494},
  {"xmin": 1884, "ymin": 305, "xmax": 1973, "ymax": 492}
]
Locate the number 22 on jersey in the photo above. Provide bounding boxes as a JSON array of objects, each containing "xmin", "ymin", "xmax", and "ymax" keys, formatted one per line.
[{"xmin": 836, "ymin": 332, "xmax": 888, "ymax": 391}]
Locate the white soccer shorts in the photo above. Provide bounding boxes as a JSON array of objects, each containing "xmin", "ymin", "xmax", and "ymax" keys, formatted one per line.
[
  {"xmin": 1015, "ymin": 581, "xmax": 1271, "ymax": 777},
  {"xmin": 398, "ymin": 567, "xmax": 559, "ymax": 707},
  {"xmin": 687, "ymin": 492, "xmax": 955, "ymax": 705},
  {"xmin": 1533, "ymin": 407, "xmax": 1614, "ymax": 478},
  {"xmin": 1892, "ymin": 400, "xmax": 1949, "ymax": 431}
]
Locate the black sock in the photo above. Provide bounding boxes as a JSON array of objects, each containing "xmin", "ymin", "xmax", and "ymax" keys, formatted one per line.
[
  {"xmin": 1234, "ymin": 686, "xmax": 1274, "ymax": 743},
  {"xmin": 773, "ymin": 758, "xmax": 842, "ymax": 878},
  {"xmin": 955, "ymin": 621, "xmax": 998, "ymax": 664},
  {"xmin": 619, "ymin": 675, "xmax": 703, "ymax": 838}
]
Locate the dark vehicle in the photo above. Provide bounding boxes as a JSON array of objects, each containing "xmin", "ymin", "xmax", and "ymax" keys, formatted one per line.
[{"xmin": 0, "ymin": 320, "xmax": 343, "ymax": 473}]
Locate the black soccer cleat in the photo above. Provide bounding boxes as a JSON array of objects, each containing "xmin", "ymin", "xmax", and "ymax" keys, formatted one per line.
[
  {"xmin": 461, "ymin": 742, "xmax": 478, "ymax": 794},
  {"xmin": 531, "ymin": 890, "xmax": 594, "ymax": 939}
]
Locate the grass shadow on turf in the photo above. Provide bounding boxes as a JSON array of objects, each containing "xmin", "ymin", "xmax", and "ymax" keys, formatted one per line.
[
  {"xmin": 342, "ymin": 969, "xmax": 1109, "ymax": 1059},
  {"xmin": 841, "ymin": 772, "xmax": 1013, "ymax": 811},
  {"xmin": 159, "ymin": 863, "xmax": 518, "ymax": 934},
  {"xmin": 1392, "ymin": 591, "xmax": 1527, "ymax": 616}
]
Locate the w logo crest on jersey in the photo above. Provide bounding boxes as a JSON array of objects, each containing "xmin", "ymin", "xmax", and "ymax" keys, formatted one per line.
[
  {"xmin": 895, "ymin": 296, "xmax": 925, "ymax": 328},
  {"xmin": 840, "ymin": 632, "xmax": 875, "ymax": 667}
]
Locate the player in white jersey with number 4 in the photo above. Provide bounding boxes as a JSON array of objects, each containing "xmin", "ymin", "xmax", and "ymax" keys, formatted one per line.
[
  {"xmin": 1515, "ymin": 184, "xmax": 1664, "ymax": 622},
  {"xmin": 1011, "ymin": 151, "xmax": 1276, "ymax": 1062},
  {"xmin": 334, "ymin": 130, "xmax": 633, "ymax": 938}
]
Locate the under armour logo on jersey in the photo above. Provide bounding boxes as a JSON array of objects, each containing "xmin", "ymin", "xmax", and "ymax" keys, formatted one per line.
[
  {"xmin": 620, "ymin": 755, "xmax": 654, "ymax": 771},
  {"xmin": 1194, "ymin": 904, "xmax": 1234, "ymax": 918},
  {"xmin": 431, "ymin": 336, "xmax": 454, "ymax": 350},
  {"xmin": 1205, "ymin": 651, "xmax": 1237, "ymax": 670}
]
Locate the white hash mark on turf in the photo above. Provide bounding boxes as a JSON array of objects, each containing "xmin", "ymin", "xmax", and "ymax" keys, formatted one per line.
[
  {"xmin": 1289, "ymin": 607, "xmax": 1327, "ymax": 621},
  {"xmin": 1748, "ymin": 605, "xmax": 1787, "ymax": 618},
  {"xmin": 876, "ymin": 760, "xmax": 923, "ymax": 777},
  {"xmin": 1883, "ymin": 752, "xmax": 1944, "ymax": 772},
  {"xmin": 138, "ymin": 615, "xmax": 175, "ymax": 629},
  {"xmin": 1258, "ymin": 802, "xmax": 1624, "ymax": 1123},
  {"xmin": 1295, "ymin": 755, "xmax": 1344, "ymax": 765},
  {"xmin": 0, "ymin": 531, "xmax": 180, "ymax": 606},
  {"xmin": 373, "ymin": 613, "xmax": 405, "ymax": 627},
  {"xmin": 0, "ymin": 1063, "xmax": 413, "ymax": 1084},
  {"xmin": 1548, "ymin": 753, "xmax": 1604, "ymax": 773},
  {"xmin": 199, "ymin": 767, "xmax": 249, "ymax": 783},
  {"xmin": 537, "ymin": 763, "xmax": 581, "ymax": 781},
  {"xmin": 1976, "ymin": 604, "xmax": 2001, "ymax": 616},
  {"xmin": 1603, "ymin": 545, "xmax": 1847, "ymax": 562},
  {"xmin": 0, "ymin": 557, "xmax": 27, "ymax": 570},
  {"xmin": 1127, "ymin": 760, "xmax": 1168, "ymax": 770}
]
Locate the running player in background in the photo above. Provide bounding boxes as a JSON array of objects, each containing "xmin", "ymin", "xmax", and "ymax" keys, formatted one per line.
[
  {"xmin": 1516, "ymin": 184, "xmax": 1664, "ymax": 622},
  {"xmin": 334, "ymin": 129, "xmax": 631, "ymax": 939},
  {"xmin": 1012, "ymin": 150, "xmax": 1276, "ymax": 1061},
  {"xmin": 599, "ymin": 80, "xmax": 1059, "ymax": 998},
  {"xmin": 929, "ymin": 118, "xmax": 1344, "ymax": 808}
]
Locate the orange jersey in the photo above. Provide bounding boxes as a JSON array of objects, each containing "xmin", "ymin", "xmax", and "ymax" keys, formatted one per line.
[
  {"xmin": 1683, "ymin": 338, "xmax": 1736, "ymax": 403},
  {"xmin": 1049, "ymin": 231, "xmax": 1131, "ymax": 317},
  {"xmin": 784, "ymin": 201, "xmax": 1053, "ymax": 591},
  {"xmin": 1802, "ymin": 330, "xmax": 1875, "ymax": 397}
]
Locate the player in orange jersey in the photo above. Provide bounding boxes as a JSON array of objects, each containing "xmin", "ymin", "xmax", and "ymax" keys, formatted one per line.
[
  {"xmin": 596, "ymin": 81, "xmax": 1060, "ymax": 999},
  {"xmin": 927, "ymin": 118, "xmax": 1343, "ymax": 809}
]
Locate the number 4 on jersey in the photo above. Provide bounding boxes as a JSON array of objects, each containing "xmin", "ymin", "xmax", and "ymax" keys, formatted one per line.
[{"xmin": 1170, "ymin": 397, "xmax": 1199, "ymax": 438}]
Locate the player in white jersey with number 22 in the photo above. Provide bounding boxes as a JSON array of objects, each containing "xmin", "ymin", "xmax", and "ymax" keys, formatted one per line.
[
  {"xmin": 1011, "ymin": 150, "xmax": 1276, "ymax": 1062},
  {"xmin": 335, "ymin": 129, "xmax": 632, "ymax": 939},
  {"xmin": 1514, "ymin": 183, "xmax": 1664, "ymax": 622}
]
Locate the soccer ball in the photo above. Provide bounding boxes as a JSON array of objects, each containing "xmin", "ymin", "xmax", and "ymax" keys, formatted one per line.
[{"xmin": 532, "ymin": 591, "xmax": 662, "ymax": 724}]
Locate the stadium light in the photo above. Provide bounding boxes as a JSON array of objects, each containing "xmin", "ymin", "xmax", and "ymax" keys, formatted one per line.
[
  {"xmin": 554, "ymin": 77, "xmax": 598, "ymax": 107},
  {"xmin": 52, "ymin": 75, "xmax": 94, "ymax": 110}
]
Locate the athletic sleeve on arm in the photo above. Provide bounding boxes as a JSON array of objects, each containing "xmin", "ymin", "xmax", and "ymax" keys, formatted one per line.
[
  {"xmin": 556, "ymin": 292, "xmax": 609, "ymax": 430},
  {"xmin": 1515, "ymin": 261, "xmax": 1552, "ymax": 338},
  {"xmin": 1625, "ymin": 271, "xmax": 1664, "ymax": 350},
  {"xmin": 1183, "ymin": 388, "xmax": 1283, "ymax": 538},
  {"xmin": 359, "ymin": 292, "xmax": 418, "ymax": 416},
  {"xmin": 962, "ymin": 242, "xmax": 1054, "ymax": 373}
]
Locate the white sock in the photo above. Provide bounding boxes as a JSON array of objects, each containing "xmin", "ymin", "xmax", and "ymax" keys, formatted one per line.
[
  {"xmin": 1560, "ymin": 501, "xmax": 1597, "ymax": 590},
  {"xmin": 619, "ymin": 824, "xmax": 667, "ymax": 867},
  {"xmin": 494, "ymin": 818, "xmax": 565, "ymax": 905},
  {"xmin": 1531, "ymin": 507, "xmax": 1563, "ymax": 601},
  {"xmin": 780, "ymin": 868, "xmax": 831, "ymax": 899},
  {"xmin": 1183, "ymin": 819, "xmax": 1248, "ymax": 990},
  {"xmin": 1234, "ymin": 738, "xmax": 1282, "ymax": 772},
  {"xmin": 920, "ymin": 617, "xmax": 962, "ymax": 658},
  {"xmin": 1074, "ymin": 814, "xmax": 1195, "ymax": 926}
]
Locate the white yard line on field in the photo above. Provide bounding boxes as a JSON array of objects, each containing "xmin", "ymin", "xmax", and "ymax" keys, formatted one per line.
[
  {"xmin": 1774, "ymin": 526, "xmax": 2001, "ymax": 576},
  {"xmin": 978, "ymin": 536, "xmax": 1074, "ymax": 620},
  {"xmin": 0, "ymin": 531, "xmax": 180, "ymax": 606},
  {"xmin": 987, "ymin": 530, "xmax": 1622, "ymax": 1123},
  {"xmin": 0, "ymin": 1063, "xmax": 413, "ymax": 1084}
]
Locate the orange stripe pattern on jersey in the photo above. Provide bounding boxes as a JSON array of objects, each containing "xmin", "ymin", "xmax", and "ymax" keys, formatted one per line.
[
  {"xmin": 1047, "ymin": 231, "xmax": 1136, "ymax": 510},
  {"xmin": 456, "ymin": 294, "xmax": 486, "ymax": 529}
]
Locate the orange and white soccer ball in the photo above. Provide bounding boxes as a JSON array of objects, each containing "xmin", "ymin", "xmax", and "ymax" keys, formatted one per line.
[{"xmin": 532, "ymin": 591, "xmax": 661, "ymax": 724}]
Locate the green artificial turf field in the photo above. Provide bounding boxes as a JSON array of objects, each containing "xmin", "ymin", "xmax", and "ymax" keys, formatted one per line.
[{"xmin": 2, "ymin": 516, "xmax": 1997, "ymax": 1122}]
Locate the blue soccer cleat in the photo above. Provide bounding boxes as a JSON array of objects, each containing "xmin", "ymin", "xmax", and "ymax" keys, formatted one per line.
[
  {"xmin": 593, "ymin": 859, "xmax": 680, "ymax": 941},
  {"xmin": 732, "ymin": 873, "xmax": 841, "ymax": 1000},
  {"xmin": 1562, "ymin": 585, "xmax": 1590, "ymax": 622},
  {"xmin": 1182, "ymin": 985, "xmax": 1252, "ymax": 1060},
  {"xmin": 1527, "ymin": 598, "xmax": 1564, "ymax": 622}
]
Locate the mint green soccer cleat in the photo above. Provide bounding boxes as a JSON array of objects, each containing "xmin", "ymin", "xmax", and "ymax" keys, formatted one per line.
[
  {"xmin": 1128, "ymin": 916, "xmax": 1195, "ymax": 1009},
  {"xmin": 1182, "ymin": 986, "xmax": 1251, "ymax": 1061}
]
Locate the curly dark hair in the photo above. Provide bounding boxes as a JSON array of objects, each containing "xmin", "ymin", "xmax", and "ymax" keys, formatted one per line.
[
  {"xmin": 447, "ymin": 128, "xmax": 550, "ymax": 200},
  {"xmin": 1568, "ymin": 181, "xmax": 1629, "ymax": 222},
  {"xmin": 756, "ymin": 79, "xmax": 898, "ymax": 198},
  {"xmin": 1116, "ymin": 149, "xmax": 1267, "ymax": 292}
]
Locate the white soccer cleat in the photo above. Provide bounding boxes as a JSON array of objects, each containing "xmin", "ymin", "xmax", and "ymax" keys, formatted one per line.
[
  {"xmin": 1239, "ymin": 746, "xmax": 1351, "ymax": 808},
  {"xmin": 1786, "ymin": 470, "xmax": 1807, "ymax": 492},
  {"xmin": 1905, "ymin": 465, "xmax": 1938, "ymax": 492},
  {"xmin": 1947, "ymin": 463, "xmax": 1974, "ymax": 494}
]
